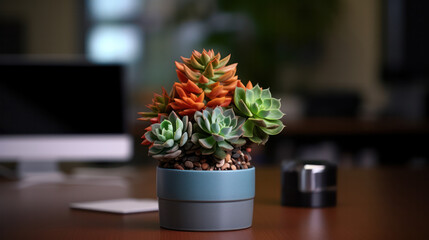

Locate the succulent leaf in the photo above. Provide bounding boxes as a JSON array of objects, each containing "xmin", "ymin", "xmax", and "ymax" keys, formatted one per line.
[
  {"xmin": 201, "ymin": 148, "xmax": 215, "ymax": 155},
  {"xmin": 264, "ymin": 109, "xmax": 284, "ymax": 120},
  {"xmin": 271, "ymin": 99, "xmax": 281, "ymax": 109},
  {"xmin": 179, "ymin": 132, "xmax": 188, "ymax": 146},
  {"xmin": 245, "ymin": 89, "xmax": 255, "ymax": 105},
  {"xmin": 228, "ymin": 138, "xmax": 246, "ymax": 147},
  {"xmin": 212, "ymin": 134, "xmax": 225, "ymax": 142},
  {"xmin": 249, "ymin": 135, "xmax": 262, "ymax": 144},
  {"xmin": 217, "ymin": 54, "xmax": 231, "ymax": 68},
  {"xmin": 234, "ymin": 87, "xmax": 245, "ymax": 105},
  {"xmin": 218, "ymin": 141, "xmax": 233, "ymax": 151},
  {"xmin": 199, "ymin": 136, "xmax": 216, "ymax": 149},
  {"xmin": 167, "ymin": 144, "xmax": 179, "ymax": 153},
  {"xmin": 249, "ymin": 118, "xmax": 266, "ymax": 127},
  {"xmin": 237, "ymin": 99, "xmax": 252, "ymax": 117},
  {"xmin": 211, "ymin": 122, "xmax": 221, "ymax": 133},
  {"xmin": 220, "ymin": 126, "xmax": 232, "ymax": 136},
  {"xmin": 261, "ymin": 89, "xmax": 271, "ymax": 99},
  {"xmin": 214, "ymin": 147, "xmax": 227, "ymax": 159},
  {"xmin": 164, "ymin": 139, "xmax": 174, "ymax": 148},
  {"xmin": 144, "ymin": 131, "xmax": 155, "ymax": 142},
  {"xmin": 250, "ymin": 103, "xmax": 259, "ymax": 115},
  {"xmin": 242, "ymin": 120, "xmax": 254, "ymax": 137},
  {"xmin": 260, "ymin": 124, "xmax": 284, "ymax": 135},
  {"xmin": 174, "ymin": 129, "xmax": 182, "ymax": 141}
]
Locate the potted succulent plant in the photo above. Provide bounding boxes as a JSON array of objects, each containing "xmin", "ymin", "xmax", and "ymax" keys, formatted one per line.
[{"xmin": 138, "ymin": 49, "xmax": 285, "ymax": 231}]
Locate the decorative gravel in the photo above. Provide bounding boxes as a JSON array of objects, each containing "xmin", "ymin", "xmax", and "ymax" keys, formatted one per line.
[{"xmin": 159, "ymin": 146, "xmax": 253, "ymax": 171}]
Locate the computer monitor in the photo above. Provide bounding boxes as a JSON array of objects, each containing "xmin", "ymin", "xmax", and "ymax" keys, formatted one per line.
[{"xmin": 0, "ymin": 58, "xmax": 132, "ymax": 176}]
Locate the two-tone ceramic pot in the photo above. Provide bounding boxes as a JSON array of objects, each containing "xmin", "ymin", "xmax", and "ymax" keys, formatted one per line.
[{"xmin": 156, "ymin": 167, "xmax": 255, "ymax": 231}]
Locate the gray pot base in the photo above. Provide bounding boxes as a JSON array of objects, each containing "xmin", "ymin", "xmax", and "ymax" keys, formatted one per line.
[{"xmin": 158, "ymin": 198, "xmax": 254, "ymax": 231}]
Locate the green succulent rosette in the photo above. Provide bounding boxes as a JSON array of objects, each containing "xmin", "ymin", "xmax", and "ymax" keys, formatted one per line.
[
  {"xmin": 192, "ymin": 106, "xmax": 246, "ymax": 160},
  {"xmin": 145, "ymin": 111, "xmax": 192, "ymax": 161},
  {"xmin": 234, "ymin": 84, "xmax": 285, "ymax": 144}
]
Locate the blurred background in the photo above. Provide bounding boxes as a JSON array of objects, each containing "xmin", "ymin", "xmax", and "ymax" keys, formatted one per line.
[{"xmin": 0, "ymin": 0, "xmax": 428, "ymax": 172}]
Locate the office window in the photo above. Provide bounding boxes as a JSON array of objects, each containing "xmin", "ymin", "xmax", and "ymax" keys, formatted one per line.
[
  {"xmin": 85, "ymin": 0, "xmax": 144, "ymax": 64},
  {"xmin": 88, "ymin": 0, "xmax": 141, "ymax": 21},
  {"xmin": 88, "ymin": 25, "xmax": 142, "ymax": 63}
]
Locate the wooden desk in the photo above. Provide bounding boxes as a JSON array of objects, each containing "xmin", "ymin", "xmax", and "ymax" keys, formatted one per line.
[{"xmin": 0, "ymin": 167, "xmax": 428, "ymax": 240}]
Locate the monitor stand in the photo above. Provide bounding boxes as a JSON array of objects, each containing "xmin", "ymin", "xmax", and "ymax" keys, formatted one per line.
[
  {"xmin": 18, "ymin": 161, "xmax": 60, "ymax": 176},
  {"xmin": 15, "ymin": 160, "xmax": 67, "ymax": 188},
  {"xmin": 15, "ymin": 160, "xmax": 129, "ymax": 190}
]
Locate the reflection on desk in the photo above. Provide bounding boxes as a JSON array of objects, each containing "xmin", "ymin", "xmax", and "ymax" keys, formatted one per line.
[{"xmin": 0, "ymin": 166, "xmax": 428, "ymax": 240}]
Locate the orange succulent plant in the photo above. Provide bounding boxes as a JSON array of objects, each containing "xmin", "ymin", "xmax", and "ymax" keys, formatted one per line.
[
  {"xmin": 170, "ymin": 81, "xmax": 205, "ymax": 116},
  {"xmin": 138, "ymin": 50, "xmax": 254, "ymax": 121},
  {"xmin": 175, "ymin": 49, "xmax": 242, "ymax": 108}
]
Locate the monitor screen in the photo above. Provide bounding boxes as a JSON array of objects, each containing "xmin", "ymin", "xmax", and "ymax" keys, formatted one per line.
[
  {"xmin": 0, "ymin": 61, "xmax": 125, "ymax": 135},
  {"xmin": 0, "ymin": 59, "xmax": 132, "ymax": 163}
]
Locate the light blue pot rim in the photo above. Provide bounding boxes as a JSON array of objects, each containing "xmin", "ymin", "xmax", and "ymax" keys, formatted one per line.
[{"xmin": 156, "ymin": 167, "xmax": 255, "ymax": 202}]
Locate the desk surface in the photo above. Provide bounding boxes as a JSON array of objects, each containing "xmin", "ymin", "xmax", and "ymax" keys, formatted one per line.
[{"xmin": 1, "ymin": 167, "xmax": 428, "ymax": 240}]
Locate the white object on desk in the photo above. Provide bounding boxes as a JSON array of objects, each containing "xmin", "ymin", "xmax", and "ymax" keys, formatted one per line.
[{"xmin": 70, "ymin": 198, "xmax": 158, "ymax": 214}]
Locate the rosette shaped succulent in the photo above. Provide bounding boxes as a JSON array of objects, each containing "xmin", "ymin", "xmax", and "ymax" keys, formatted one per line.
[
  {"xmin": 138, "ymin": 87, "xmax": 171, "ymax": 123},
  {"xmin": 192, "ymin": 107, "xmax": 246, "ymax": 160},
  {"xmin": 144, "ymin": 111, "xmax": 192, "ymax": 161},
  {"xmin": 234, "ymin": 84, "xmax": 285, "ymax": 144},
  {"xmin": 175, "ymin": 49, "xmax": 240, "ymax": 108},
  {"xmin": 170, "ymin": 81, "xmax": 205, "ymax": 117}
]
